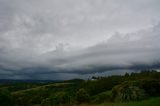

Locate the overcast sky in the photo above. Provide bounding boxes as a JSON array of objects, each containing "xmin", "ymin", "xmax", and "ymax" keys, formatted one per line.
[{"xmin": 0, "ymin": 0, "xmax": 160, "ymax": 80}]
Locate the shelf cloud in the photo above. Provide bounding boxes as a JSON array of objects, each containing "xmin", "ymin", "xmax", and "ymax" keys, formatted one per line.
[{"xmin": 0, "ymin": 0, "xmax": 160, "ymax": 79}]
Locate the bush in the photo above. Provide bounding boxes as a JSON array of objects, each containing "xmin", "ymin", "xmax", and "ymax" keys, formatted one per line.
[
  {"xmin": 41, "ymin": 92, "xmax": 71, "ymax": 106},
  {"xmin": 93, "ymin": 91, "xmax": 112, "ymax": 104},
  {"xmin": 112, "ymin": 83, "xmax": 147, "ymax": 102},
  {"xmin": 0, "ymin": 89, "xmax": 14, "ymax": 106},
  {"xmin": 140, "ymin": 79, "xmax": 160, "ymax": 96},
  {"xmin": 76, "ymin": 88, "xmax": 90, "ymax": 104}
]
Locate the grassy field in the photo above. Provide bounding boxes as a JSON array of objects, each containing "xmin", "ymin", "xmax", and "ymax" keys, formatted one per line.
[
  {"xmin": 12, "ymin": 82, "xmax": 71, "ymax": 94},
  {"xmin": 95, "ymin": 97, "xmax": 160, "ymax": 106}
]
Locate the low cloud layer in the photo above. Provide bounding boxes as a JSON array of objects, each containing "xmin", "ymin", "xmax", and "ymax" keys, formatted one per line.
[{"xmin": 0, "ymin": 0, "xmax": 160, "ymax": 79}]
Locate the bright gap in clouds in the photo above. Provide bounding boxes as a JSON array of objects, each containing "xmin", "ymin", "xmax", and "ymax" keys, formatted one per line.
[{"xmin": 0, "ymin": 0, "xmax": 160, "ymax": 80}]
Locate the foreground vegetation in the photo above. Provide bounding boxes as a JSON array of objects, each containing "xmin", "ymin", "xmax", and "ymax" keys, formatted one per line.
[
  {"xmin": 0, "ymin": 70, "xmax": 160, "ymax": 106},
  {"xmin": 96, "ymin": 97, "xmax": 160, "ymax": 106}
]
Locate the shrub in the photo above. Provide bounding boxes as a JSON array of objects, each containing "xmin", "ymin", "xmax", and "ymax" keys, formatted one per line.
[
  {"xmin": 41, "ymin": 92, "xmax": 70, "ymax": 106},
  {"xmin": 112, "ymin": 83, "xmax": 147, "ymax": 102},
  {"xmin": 0, "ymin": 89, "xmax": 14, "ymax": 106},
  {"xmin": 76, "ymin": 88, "xmax": 90, "ymax": 104},
  {"xmin": 93, "ymin": 91, "xmax": 112, "ymax": 104},
  {"xmin": 140, "ymin": 79, "xmax": 160, "ymax": 96}
]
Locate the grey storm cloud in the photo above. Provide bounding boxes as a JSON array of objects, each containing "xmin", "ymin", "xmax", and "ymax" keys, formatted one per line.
[{"xmin": 0, "ymin": 0, "xmax": 160, "ymax": 79}]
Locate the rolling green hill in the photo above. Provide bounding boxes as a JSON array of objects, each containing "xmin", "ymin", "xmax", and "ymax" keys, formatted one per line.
[{"xmin": 0, "ymin": 70, "xmax": 160, "ymax": 106}]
